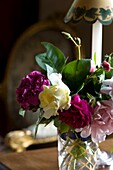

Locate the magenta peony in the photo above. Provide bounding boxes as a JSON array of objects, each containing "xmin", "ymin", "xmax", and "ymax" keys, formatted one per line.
[
  {"xmin": 59, "ymin": 94, "xmax": 93, "ymax": 129},
  {"xmin": 16, "ymin": 71, "xmax": 50, "ymax": 111},
  {"xmin": 102, "ymin": 60, "xmax": 111, "ymax": 71}
]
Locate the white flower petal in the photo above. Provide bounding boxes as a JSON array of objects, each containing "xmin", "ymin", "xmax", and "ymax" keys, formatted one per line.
[
  {"xmin": 49, "ymin": 73, "xmax": 62, "ymax": 85},
  {"xmin": 80, "ymin": 126, "xmax": 91, "ymax": 138},
  {"xmin": 102, "ymin": 77, "xmax": 113, "ymax": 86},
  {"xmin": 100, "ymin": 87, "xmax": 112, "ymax": 94}
]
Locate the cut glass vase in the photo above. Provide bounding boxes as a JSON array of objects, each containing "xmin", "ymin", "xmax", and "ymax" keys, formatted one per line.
[{"xmin": 58, "ymin": 132, "xmax": 98, "ymax": 170}]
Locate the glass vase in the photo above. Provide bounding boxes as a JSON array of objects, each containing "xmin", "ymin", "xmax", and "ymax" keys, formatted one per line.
[{"xmin": 58, "ymin": 132, "xmax": 98, "ymax": 170}]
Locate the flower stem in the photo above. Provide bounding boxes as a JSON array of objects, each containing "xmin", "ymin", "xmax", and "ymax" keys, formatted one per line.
[
  {"xmin": 35, "ymin": 109, "xmax": 44, "ymax": 137},
  {"xmin": 62, "ymin": 32, "xmax": 81, "ymax": 60},
  {"xmin": 77, "ymin": 39, "xmax": 81, "ymax": 60}
]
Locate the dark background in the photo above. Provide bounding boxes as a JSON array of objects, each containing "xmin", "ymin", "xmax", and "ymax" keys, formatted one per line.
[{"xmin": 0, "ymin": 0, "xmax": 39, "ymax": 82}]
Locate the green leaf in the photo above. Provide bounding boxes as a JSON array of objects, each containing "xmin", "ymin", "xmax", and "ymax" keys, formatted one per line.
[
  {"xmin": 35, "ymin": 42, "xmax": 66, "ymax": 73},
  {"xmin": 54, "ymin": 117, "xmax": 70, "ymax": 133},
  {"xmin": 79, "ymin": 68, "xmax": 105, "ymax": 100},
  {"xmin": 106, "ymin": 69, "xmax": 113, "ymax": 79},
  {"xmin": 60, "ymin": 123, "xmax": 70, "ymax": 134},
  {"xmin": 54, "ymin": 117, "xmax": 62, "ymax": 128},
  {"xmin": 63, "ymin": 59, "xmax": 91, "ymax": 93},
  {"xmin": 19, "ymin": 108, "xmax": 26, "ymax": 117}
]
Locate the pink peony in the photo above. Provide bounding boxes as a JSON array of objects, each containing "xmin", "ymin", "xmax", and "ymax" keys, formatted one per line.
[
  {"xmin": 16, "ymin": 71, "xmax": 50, "ymax": 111},
  {"xmin": 81, "ymin": 100, "xmax": 113, "ymax": 143},
  {"xmin": 59, "ymin": 94, "xmax": 93, "ymax": 129}
]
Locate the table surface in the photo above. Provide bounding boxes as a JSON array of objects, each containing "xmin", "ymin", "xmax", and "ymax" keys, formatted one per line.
[
  {"xmin": 0, "ymin": 138, "xmax": 113, "ymax": 170},
  {"xmin": 0, "ymin": 147, "xmax": 58, "ymax": 170}
]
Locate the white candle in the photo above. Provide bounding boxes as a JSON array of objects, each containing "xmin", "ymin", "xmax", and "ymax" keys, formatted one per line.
[{"xmin": 91, "ymin": 20, "xmax": 102, "ymax": 66}]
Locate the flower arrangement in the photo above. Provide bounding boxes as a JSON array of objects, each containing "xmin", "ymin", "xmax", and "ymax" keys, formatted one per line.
[
  {"xmin": 16, "ymin": 32, "xmax": 113, "ymax": 170},
  {"xmin": 16, "ymin": 32, "xmax": 113, "ymax": 169}
]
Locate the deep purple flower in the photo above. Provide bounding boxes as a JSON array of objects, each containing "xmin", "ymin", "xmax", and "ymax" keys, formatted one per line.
[
  {"xmin": 59, "ymin": 94, "xmax": 93, "ymax": 129},
  {"xmin": 16, "ymin": 71, "xmax": 50, "ymax": 111}
]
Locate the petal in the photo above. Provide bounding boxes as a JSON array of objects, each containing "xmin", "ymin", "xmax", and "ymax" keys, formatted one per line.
[
  {"xmin": 100, "ymin": 87, "xmax": 112, "ymax": 94},
  {"xmin": 49, "ymin": 73, "xmax": 62, "ymax": 85},
  {"xmin": 81, "ymin": 126, "xmax": 91, "ymax": 138},
  {"xmin": 102, "ymin": 78, "xmax": 113, "ymax": 86}
]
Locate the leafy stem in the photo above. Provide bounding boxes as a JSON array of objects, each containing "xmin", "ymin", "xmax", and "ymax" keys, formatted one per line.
[{"xmin": 62, "ymin": 32, "xmax": 81, "ymax": 60}]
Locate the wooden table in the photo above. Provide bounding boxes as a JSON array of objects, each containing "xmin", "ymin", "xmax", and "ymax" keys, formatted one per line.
[
  {"xmin": 0, "ymin": 147, "xmax": 58, "ymax": 170},
  {"xmin": 0, "ymin": 138, "xmax": 113, "ymax": 170}
]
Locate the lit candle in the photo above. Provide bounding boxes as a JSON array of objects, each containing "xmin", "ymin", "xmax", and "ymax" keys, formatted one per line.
[{"xmin": 91, "ymin": 20, "xmax": 102, "ymax": 66}]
